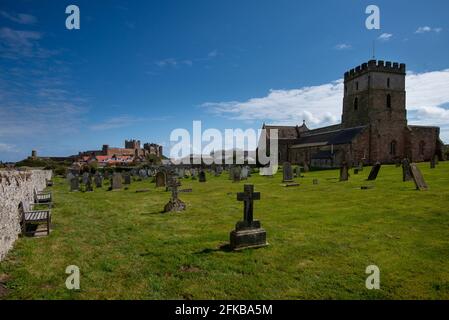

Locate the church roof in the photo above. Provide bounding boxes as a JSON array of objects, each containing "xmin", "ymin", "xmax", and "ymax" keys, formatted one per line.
[
  {"xmin": 263, "ymin": 123, "xmax": 309, "ymax": 139},
  {"xmin": 291, "ymin": 126, "xmax": 367, "ymax": 148}
]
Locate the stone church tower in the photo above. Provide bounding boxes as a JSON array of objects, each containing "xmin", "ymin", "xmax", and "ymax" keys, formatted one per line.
[{"xmin": 342, "ymin": 60, "xmax": 408, "ymax": 163}]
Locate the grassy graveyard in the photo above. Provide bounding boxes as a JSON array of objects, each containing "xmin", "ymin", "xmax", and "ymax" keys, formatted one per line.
[{"xmin": 1, "ymin": 162, "xmax": 449, "ymax": 300}]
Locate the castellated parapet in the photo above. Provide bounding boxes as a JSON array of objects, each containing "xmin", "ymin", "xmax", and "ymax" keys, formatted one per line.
[
  {"xmin": 344, "ymin": 60, "xmax": 406, "ymax": 81},
  {"xmin": 0, "ymin": 170, "xmax": 52, "ymax": 261}
]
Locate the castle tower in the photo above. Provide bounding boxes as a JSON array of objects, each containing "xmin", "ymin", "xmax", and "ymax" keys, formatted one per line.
[{"xmin": 342, "ymin": 60, "xmax": 407, "ymax": 163}]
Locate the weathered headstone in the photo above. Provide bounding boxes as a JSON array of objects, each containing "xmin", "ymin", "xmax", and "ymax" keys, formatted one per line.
[
  {"xmin": 155, "ymin": 171, "xmax": 166, "ymax": 187},
  {"xmin": 303, "ymin": 162, "xmax": 310, "ymax": 173},
  {"xmin": 230, "ymin": 185, "xmax": 267, "ymax": 250},
  {"xmin": 70, "ymin": 177, "xmax": 79, "ymax": 192},
  {"xmin": 232, "ymin": 166, "xmax": 242, "ymax": 183},
  {"xmin": 340, "ymin": 162, "xmax": 349, "ymax": 181},
  {"xmin": 241, "ymin": 166, "xmax": 249, "ymax": 180},
  {"xmin": 124, "ymin": 173, "xmax": 131, "ymax": 185},
  {"xmin": 82, "ymin": 172, "xmax": 90, "ymax": 185},
  {"xmin": 282, "ymin": 162, "xmax": 294, "ymax": 182},
  {"xmin": 402, "ymin": 158, "xmax": 412, "ymax": 182},
  {"xmin": 94, "ymin": 174, "xmax": 103, "ymax": 188},
  {"xmin": 111, "ymin": 173, "xmax": 122, "ymax": 190},
  {"xmin": 85, "ymin": 176, "xmax": 93, "ymax": 192},
  {"xmin": 430, "ymin": 156, "xmax": 436, "ymax": 169},
  {"xmin": 198, "ymin": 170, "xmax": 206, "ymax": 183},
  {"xmin": 367, "ymin": 162, "xmax": 381, "ymax": 181},
  {"xmin": 66, "ymin": 172, "xmax": 75, "ymax": 184},
  {"xmin": 163, "ymin": 177, "xmax": 186, "ymax": 212},
  {"xmin": 410, "ymin": 164, "xmax": 428, "ymax": 191}
]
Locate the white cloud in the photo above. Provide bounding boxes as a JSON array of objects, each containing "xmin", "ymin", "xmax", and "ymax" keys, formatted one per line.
[
  {"xmin": 378, "ymin": 33, "xmax": 393, "ymax": 41},
  {"xmin": 90, "ymin": 115, "xmax": 170, "ymax": 131},
  {"xmin": 0, "ymin": 143, "xmax": 16, "ymax": 152},
  {"xmin": 415, "ymin": 26, "xmax": 442, "ymax": 34},
  {"xmin": 202, "ymin": 68, "xmax": 449, "ymax": 142},
  {"xmin": 335, "ymin": 44, "xmax": 352, "ymax": 50},
  {"xmin": 0, "ymin": 11, "xmax": 37, "ymax": 25}
]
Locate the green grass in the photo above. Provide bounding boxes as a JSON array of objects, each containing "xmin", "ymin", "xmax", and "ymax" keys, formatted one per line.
[{"xmin": 1, "ymin": 162, "xmax": 449, "ymax": 300}]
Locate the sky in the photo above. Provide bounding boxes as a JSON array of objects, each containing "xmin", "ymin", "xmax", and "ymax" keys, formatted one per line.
[{"xmin": 1, "ymin": 0, "xmax": 449, "ymax": 162}]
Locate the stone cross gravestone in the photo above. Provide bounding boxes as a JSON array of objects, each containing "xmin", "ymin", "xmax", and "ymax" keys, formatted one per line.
[
  {"xmin": 230, "ymin": 185, "xmax": 267, "ymax": 250},
  {"xmin": 198, "ymin": 170, "xmax": 206, "ymax": 182},
  {"xmin": 367, "ymin": 162, "xmax": 381, "ymax": 181},
  {"xmin": 340, "ymin": 162, "xmax": 349, "ymax": 181},
  {"xmin": 410, "ymin": 163, "xmax": 428, "ymax": 191},
  {"xmin": 282, "ymin": 162, "xmax": 294, "ymax": 182},
  {"xmin": 111, "ymin": 173, "xmax": 122, "ymax": 190},
  {"xmin": 402, "ymin": 158, "xmax": 412, "ymax": 182},
  {"xmin": 163, "ymin": 177, "xmax": 186, "ymax": 212},
  {"xmin": 70, "ymin": 177, "xmax": 79, "ymax": 192},
  {"xmin": 155, "ymin": 171, "xmax": 166, "ymax": 187}
]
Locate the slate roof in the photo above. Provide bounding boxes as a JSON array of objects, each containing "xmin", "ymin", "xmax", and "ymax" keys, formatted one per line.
[
  {"xmin": 291, "ymin": 126, "xmax": 367, "ymax": 148},
  {"xmin": 263, "ymin": 123, "xmax": 309, "ymax": 139}
]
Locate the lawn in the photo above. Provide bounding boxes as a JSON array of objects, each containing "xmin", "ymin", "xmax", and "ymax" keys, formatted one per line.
[{"xmin": 1, "ymin": 162, "xmax": 449, "ymax": 300}]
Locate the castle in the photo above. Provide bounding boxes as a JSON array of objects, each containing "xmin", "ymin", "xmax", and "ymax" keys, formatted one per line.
[
  {"xmin": 76, "ymin": 140, "xmax": 163, "ymax": 166},
  {"xmin": 262, "ymin": 60, "xmax": 443, "ymax": 168}
]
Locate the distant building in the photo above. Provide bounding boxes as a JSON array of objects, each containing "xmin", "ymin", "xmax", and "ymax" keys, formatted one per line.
[
  {"xmin": 261, "ymin": 59, "xmax": 444, "ymax": 168},
  {"xmin": 76, "ymin": 140, "xmax": 163, "ymax": 166}
]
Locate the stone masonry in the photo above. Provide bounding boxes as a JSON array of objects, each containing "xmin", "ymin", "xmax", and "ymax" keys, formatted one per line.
[{"xmin": 0, "ymin": 170, "xmax": 52, "ymax": 261}]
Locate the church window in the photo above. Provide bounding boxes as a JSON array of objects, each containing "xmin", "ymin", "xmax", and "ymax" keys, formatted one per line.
[
  {"xmin": 390, "ymin": 140, "xmax": 397, "ymax": 156},
  {"xmin": 387, "ymin": 94, "xmax": 392, "ymax": 109},
  {"xmin": 387, "ymin": 78, "xmax": 390, "ymax": 88},
  {"xmin": 356, "ymin": 82, "xmax": 359, "ymax": 91},
  {"xmin": 354, "ymin": 97, "xmax": 358, "ymax": 111}
]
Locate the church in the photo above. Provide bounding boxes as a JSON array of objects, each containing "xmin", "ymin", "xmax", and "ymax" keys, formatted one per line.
[{"xmin": 262, "ymin": 59, "xmax": 443, "ymax": 168}]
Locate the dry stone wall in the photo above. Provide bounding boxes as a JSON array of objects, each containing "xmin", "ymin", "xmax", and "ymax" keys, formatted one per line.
[{"xmin": 0, "ymin": 170, "xmax": 52, "ymax": 261}]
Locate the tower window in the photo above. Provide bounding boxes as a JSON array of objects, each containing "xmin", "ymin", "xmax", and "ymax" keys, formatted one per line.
[
  {"xmin": 356, "ymin": 82, "xmax": 359, "ymax": 91},
  {"xmin": 390, "ymin": 140, "xmax": 397, "ymax": 156},
  {"xmin": 387, "ymin": 78, "xmax": 391, "ymax": 88},
  {"xmin": 387, "ymin": 94, "xmax": 392, "ymax": 109},
  {"xmin": 354, "ymin": 97, "xmax": 358, "ymax": 111}
]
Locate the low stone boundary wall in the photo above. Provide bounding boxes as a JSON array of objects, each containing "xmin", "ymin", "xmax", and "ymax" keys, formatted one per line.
[{"xmin": 0, "ymin": 170, "xmax": 52, "ymax": 261}]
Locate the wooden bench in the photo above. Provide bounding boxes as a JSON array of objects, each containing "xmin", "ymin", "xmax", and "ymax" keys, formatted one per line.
[
  {"xmin": 19, "ymin": 203, "xmax": 51, "ymax": 236},
  {"xmin": 34, "ymin": 189, "xmax": 52, "ymax": 206}
]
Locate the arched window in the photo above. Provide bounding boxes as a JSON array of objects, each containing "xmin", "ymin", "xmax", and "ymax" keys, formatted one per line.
[
  {"xmin": 387, "ymin": 78, "xmax": 390, "ymax": 88},
  {"xmin": 354, "ymin": 97, "xmax": 358, "ymax": 111},
  {"xmin": 390, "ymin": 140, "xmax": 397, "ymax": 156},
  {"xmin": 387, "ymin": 94, "xmax": 392, "ymax": 109},
  {"xmin": 356, "ymin": 82, "xmax": 359, "ymax": 91},
  {"xmin": 419, "ymin": 141, "xmax": 425, "ymax": 156}
]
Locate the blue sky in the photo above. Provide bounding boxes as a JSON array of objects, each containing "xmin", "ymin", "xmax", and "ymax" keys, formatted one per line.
[{"xmin": 1, "ymin": 0, "xmax": 449, "ymax": 161}]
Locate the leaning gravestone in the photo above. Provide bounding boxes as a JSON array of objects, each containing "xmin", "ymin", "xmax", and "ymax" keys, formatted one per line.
[
  {"xmin": 340, "ymin": 162, "xmax": 349, "ymax": 181},
  {"xmin": 367, "ymin": 162, "xmax": 381, "ymax": 181},
  {"xmin": 198, "ymin": 170, "xmax": 206, "ymax": 183},
  {"xmin": 70, "ymin": 177, "xmax": 79, "ymax": 192},
  {"xmin": 410, "ymin": 164, "xmax": 428, "ymax": 191},
  {"xmin": 282, "ymin": 162, "xmax": 294, "ymax": 183},
  {"xmin": 155, "ymin": 171, "xmax": 166, "ymax": 187},
  {"xmin": 402, "ymin": 158, "xmax": 412, "ymax": 182},
  {"xmin": 111, "ymin": 173, "xmax": 122, "ymax": 190},
  {"xmin": 230, "ymin": 184, "xmax": 267, "ymax": 250}
]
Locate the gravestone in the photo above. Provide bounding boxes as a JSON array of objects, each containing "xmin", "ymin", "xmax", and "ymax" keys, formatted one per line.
[
  {"xmin": 82, "ymin": 172, "xmax": 90, "ymax": 185},
  {"xmin": 66, "ymin": 172, "xmax": 75, "ymax": 184},
  {"xmin": 410, "ymin": 164, "xmax": 428, "ymax": 191},
  {"xmin": 111, "ymin": 173, "xmax": 122, "ymax": 190},
  {"xmin": 282, "ymin": 162, "xmax": 294, "ymax": 182},
  {"xmin": 313, "ymin": 179, "xmax": 319, "ymax": 185},
  {"xmin": 85, "ymin": 176, "xmax": 93, "ymax": 192},
  {"xmin": 303, "ymin": 162, "xmax": 310, "ymax": 173},
  {"xmin": 155, "ymin": 171, "xmax": 166, "ymax": 187},
  {"xmin": 367, "ymin": 162, "xmax": 381, "ymax": 181},
  {"xmin": 230, "ymin": 184, "xmax": 267, "ymax": 250},
  {"xmin": 163, "ymin": 177, "xmax": 186, "ymax": 212},
  {"xmin": 94, "ymin": 174, "xmax": 103, "ymax": 188},
  {"xmin": 430, "ymin": 156, "xmax": 436, "ymax": 169},
  {"xmin": 358, "ymin": 161, "xmax": 364, "ymax": 172},
  {"xmin": 124, "ymin": 173, "xmax": 131, "ymax": 185},
  {"xmin": 139, "ymin": 169, "xmax": 147, "ymax": 179},
  {"xmin": 294, "ymin": 166, "xmax": 302, "ymax": 178},
  {"xmin": 70, "ymin": 177, "xmax": 79, "ymax": 192},
  {"xmin": 241, "ymin": 166, "xmax": 249, "ymax": 180},
  {"xmin": 198, "ymin": 170, "xmax": 206, "ymax": 183},
  {"xmin": 232, "ymin": 166, "xmax": 242, "ymax": 183},
  {"xmin": 402, "ymin": 158, "xmax": 412, "ymax": 182},
  {"xmin": 339, "ymin": 162, "xmax": 349, "ymax": 181}
]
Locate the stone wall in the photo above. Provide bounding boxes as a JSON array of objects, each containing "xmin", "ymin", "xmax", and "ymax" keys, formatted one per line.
[{"xmin": 0, "ymin": 170, "xmax": 52, "ymax": 261}]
